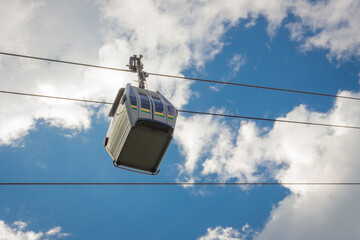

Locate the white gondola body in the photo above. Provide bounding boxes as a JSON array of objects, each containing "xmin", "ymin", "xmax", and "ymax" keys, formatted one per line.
[{"xmin": 104, "ymin": 83, "xmax": 177, "ymax": 173}]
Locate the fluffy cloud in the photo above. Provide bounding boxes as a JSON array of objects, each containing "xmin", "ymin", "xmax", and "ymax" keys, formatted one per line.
[
  {"xmin": 254, "ymin": 186, "xmax": 360, "ymax": 239},
  {"xmin": 198, "ymin": 226, "xmax": 243, "ymax": 240},
  {"xmin": 288, "ymin": 0, "xmax": 360, "ymax": 60},
  {"xmin": 0, "ymin": 220, "xmax": 70, "ymax": 240},
  {"xmin": 185, "ymin": 90, "xmax": 360, "ymax": 239},
  {"xmin": 1, "ymin": 0, "xmax": 360, "ymax": 239},
  {"xmin": 228, "ymin": 54, "xmax": 246, "ymax": 77},
  {"xmin": 198, "ymin": 224, "xmax": 254, "ymax": 240},
  {"xmin": 0, "ymin": 0, "xmax": 294, "ymax": 146},
  {"xmin": 253, "ymin": 92, "xmax": 360, "ymax": 240},
  {"xmin": 2, "ymin": 0, "xmax": 359, "ymax": 146},
  {"xmin": 176, "ymin": 83, "xmax": 360, "ymax": 186},
  {"xmin": 0, "ymin": 0, "xmax": 102, "ymax": 145},
  {"xmin": 0, "ymin": 0, "xmax": 42, "ymax": 52}
]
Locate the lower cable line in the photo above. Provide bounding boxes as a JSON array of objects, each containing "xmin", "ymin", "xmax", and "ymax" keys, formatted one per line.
[{"xmin": 1, "ymin": 89, "xmax": 359, "ymax": 130}]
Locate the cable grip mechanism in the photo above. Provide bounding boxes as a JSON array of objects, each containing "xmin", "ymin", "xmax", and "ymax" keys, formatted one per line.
[{"xmin": 127, "ymin": 55, "xmax": 149, "ymax": 89}]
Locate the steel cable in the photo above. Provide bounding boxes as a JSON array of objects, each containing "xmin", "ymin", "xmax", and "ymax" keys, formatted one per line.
[
  {"xmin": 1, "ymin": 51, "xmax": 359, "ymax": 101},
  {"xmin": 1, "ymin": 89, "xmax": 359, "ymax": 130}
]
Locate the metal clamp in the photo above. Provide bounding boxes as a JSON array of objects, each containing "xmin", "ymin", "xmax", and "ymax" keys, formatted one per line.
[{"xmin": 127, "ymin": 55, "xmax": 148, "ymax": 89}]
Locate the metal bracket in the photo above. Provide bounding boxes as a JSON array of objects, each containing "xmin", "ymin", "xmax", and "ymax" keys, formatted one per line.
[{"xmin": 127, "ymin": 54, "xmax": 149, "ymax": 89}]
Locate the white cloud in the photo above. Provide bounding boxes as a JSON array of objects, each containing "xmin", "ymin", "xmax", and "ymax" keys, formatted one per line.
[
  {"xmin": 254, "ymin": 186, "xmax": 360, "ymax": 240},
  {"xmin": 0, "ymin": 220, "xmax": 69, "ymax": 240},
  {"xmin": 227, "ymin": 54, "xmax": 246, "ymax": 76},
  {"xmin": 0, "ymin": 0, "xmax": 292, "ymax": 146},
  {"xmin": 198, "ymin": 226, "xmax": 242, "ymax": 240},
  {"xmin": 0, "ymin": 0, "xmax": 43, "ymax": 52},
  {"xmin": 1, "ymin": 0, "xmax": 360, "ymax": 147},
  {"xmin": 245, "ymin": 19, "xmax": 257, "ymax": 29},
  {"xmin": 45, "ymin": 227, "xmax": 70, "ymax": 237},
  {"xmin": 253, "ymin": 93, "xmax": 360, "ymax": 240},
  {"xmin": 13, "ymin": 221, "xmax": 27, "ymax": 231},
  {"xmin": 175, "ymin": 115, "xmax": 265, "ymax": 183},
  {"xmin": 198, "ymin": 224, "xmax": 254, "ymax": 240},
  {"xmin": 179, "ymin": 89, "xmax": 360, "ymax": 239},
  {"xmin": 288, "ymin": 0, "xmax": 360, "ymax": 61},
  {"xmin": 177, "ymin": 88, "xmax": 360, "ymax": 182},
  {"xmin": 1, "ymin": 1, "xmax": 360, "ymax": 238},
  {"xmin": 209, "ymin": 85, "xmax": 220, "ymax": 92},
  {"xmin": 0, "ymin": 1, "xmax": 102, "ymax": 146},
  {"xmin": 175, "ymin": 114, "xmax": 223, "ymax": 175}
]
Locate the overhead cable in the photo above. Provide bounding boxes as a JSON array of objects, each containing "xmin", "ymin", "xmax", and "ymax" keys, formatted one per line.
[
  {"xmin": 0, "ymin": 51, "xmax": 133, "ymax": 73},
  {"xmin": 179, "ymin": 110, "xmax": 360, "ymax": 130},
  {"xmin": 0, "ymin": 90, "xmax": 110, "ymax": 105},
  {"xmin": 148, "ymin": 72, "xmax": 360, "ymax": 101},
  {"xmin": 1, "ymin": 51, "xmax": 359, "ymax": 101},
  {"xmin": 0, "ymin": 182, "xmax": 359, "ymax": 186},
  {"xmin": 1, "ymin": 89, "xmax": 359, "ymax": 130}
]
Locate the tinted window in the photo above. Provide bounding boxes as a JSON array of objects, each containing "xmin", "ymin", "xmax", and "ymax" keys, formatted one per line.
[
  {"xmin": 152, "ymin": 96, "xmax": 164, "ymax": 117},
  {"xmin": 139, "ymin": 93, "xmax": 151, "ymax": 112},
  {"xmin": 129, "ymin": 88, "xmax": 137, "ymax": 107},
  {"xmin": 162, "ymin": 97, "xmax": 174, "ymax": 119},
  {"xmin": 167, "ymin": 105, "xmax": 174, "ymax": 119}
]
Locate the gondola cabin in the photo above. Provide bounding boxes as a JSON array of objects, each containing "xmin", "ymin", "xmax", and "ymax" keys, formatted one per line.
[{"xmin": 104, "ymin": 83, "xmax": 177, "ymax": 174}]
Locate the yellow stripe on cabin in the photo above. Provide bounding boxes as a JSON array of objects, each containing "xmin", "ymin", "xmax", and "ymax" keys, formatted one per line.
[
  {"xmin": 168, "ymin": 115, "xmax": 174, "ymax": 119},
  {"xmin": 131, "ymin": 105, "xmax": 137, "ymax": 110},
  {"xmin": 155, "ymin": 112, "xmax": 164, "ymax": 117},
  {"xmin": 141, "ymin": 108, "xmax": 150, "ymax": 113}
]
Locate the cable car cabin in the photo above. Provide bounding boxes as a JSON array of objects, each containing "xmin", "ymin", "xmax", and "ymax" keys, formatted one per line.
[{"xmin": 104, "ymin": 83, "xmax": 177, "ymax": 174}]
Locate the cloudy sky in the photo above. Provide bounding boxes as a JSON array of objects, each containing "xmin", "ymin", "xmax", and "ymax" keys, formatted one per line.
[{"xmin": 1, "ymin": 0, "xmax": 360, "ymax": 239}]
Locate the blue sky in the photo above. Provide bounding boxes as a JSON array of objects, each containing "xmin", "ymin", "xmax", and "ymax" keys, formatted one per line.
[{"xmin": 1, "ymin": 1, "xmax": 360, "ymax": 239}]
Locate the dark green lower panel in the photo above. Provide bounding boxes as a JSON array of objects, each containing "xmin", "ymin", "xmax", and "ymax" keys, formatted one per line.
[{"xmin": 115, "ymin": 125, "xmax": 172, "ymax": 173}]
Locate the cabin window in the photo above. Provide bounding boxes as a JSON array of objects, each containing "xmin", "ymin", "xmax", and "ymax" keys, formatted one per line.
[
  {"xmin": 163, "ymin": 98, "xmax": 174, "ymax": 120},
  {"xmin": 152, "ymin": 96, "xmax": 164, "ymax": 117},
  {"xmin": 129, "ymin": 88, "xmax": 137, "ymax": 110},
  {"xmin": 139, "ymin": 92, "xmax": 151, "ymax": 113}
]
